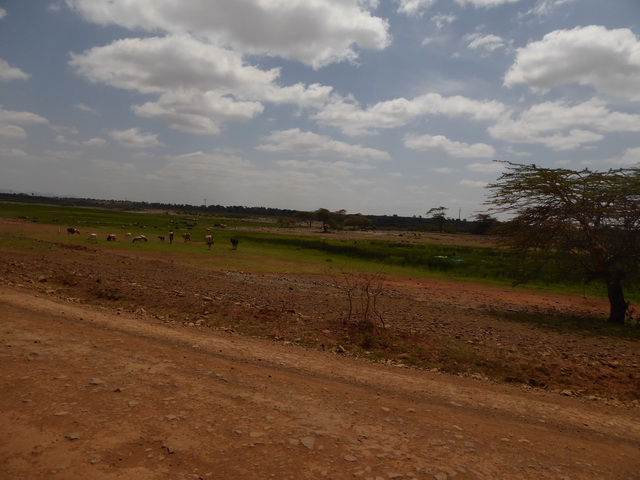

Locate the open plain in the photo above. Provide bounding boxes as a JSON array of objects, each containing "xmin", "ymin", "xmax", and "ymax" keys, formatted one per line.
[{"xmin": 1, "ymin": 218, "xmax": 639, "ymax": 479}]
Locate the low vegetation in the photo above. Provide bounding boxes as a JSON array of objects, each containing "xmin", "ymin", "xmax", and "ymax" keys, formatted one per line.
[{"xmin": 1, "ymin": 201, "xmax": 638, "ymax": 301}]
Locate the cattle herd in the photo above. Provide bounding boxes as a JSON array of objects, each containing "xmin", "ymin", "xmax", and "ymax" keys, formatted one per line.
[{"xmin": 66, "ymin": 227, "xmax": 238, "ymax": 250}]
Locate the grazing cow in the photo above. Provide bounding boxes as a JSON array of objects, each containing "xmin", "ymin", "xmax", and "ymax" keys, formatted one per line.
[
  {"xmin": 132, "ymin": 235, "xmax": 148, "ymax": 243},
  {"xmin": 205, "ymin": 235, "xmax": 214, "ymax": 249},
  {"xmin": 157, "ymin": 236, "xmax": 165, "ymax": 242},
  {"xmin": 67, "ymin": 227, "xmax": 80, "ymax": 234},
  {"xmin": 107, "ymin": 234, "xmax": 116, "ymax": 241},
  {"xmin": 183, "ymin": 232, "xmax": 191, "ymax": 243},
  {"xmin": 87, "ymin": 233, "xmax": 97, "ymax": 242},
  {"xmin": 125, "ymin": 232, "xmax": 132, "ymax": 238},
  {"xmin": 230, "ymin": 237, "xmax": 239, "ymax": 250}
]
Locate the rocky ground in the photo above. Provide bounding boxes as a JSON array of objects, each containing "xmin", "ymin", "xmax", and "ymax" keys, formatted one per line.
[{"xmin": 1, "ymin": 219, "xmax": 639, "ymax": 479}]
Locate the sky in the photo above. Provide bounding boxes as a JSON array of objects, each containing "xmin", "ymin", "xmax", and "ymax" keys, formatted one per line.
[{"xmin": 1, "ymin": 0, "xmax": 639, "ymax": 219}]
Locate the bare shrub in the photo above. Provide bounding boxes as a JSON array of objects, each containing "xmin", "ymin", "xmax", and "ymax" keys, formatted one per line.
[{"xmin": 328, "ymin": 268, "xmax": 388, "ymax": 333}]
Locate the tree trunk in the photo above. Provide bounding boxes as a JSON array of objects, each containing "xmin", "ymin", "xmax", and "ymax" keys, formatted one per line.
[{"xmin": 606, "ymin": 271, "xmax": 628, "ymax": 324}]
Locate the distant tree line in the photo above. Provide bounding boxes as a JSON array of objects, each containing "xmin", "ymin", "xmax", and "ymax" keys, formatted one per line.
[{"xmin": 0, "ymin": 193, "xmax": 499, "ymax": 234}]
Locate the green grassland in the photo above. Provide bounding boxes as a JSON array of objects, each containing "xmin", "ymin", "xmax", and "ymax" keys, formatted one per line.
[{"xmin": 0, "ymin": 201, "xmax": 636, "ymax": 300}]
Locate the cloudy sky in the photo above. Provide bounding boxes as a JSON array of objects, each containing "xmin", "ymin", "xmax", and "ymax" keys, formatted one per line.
[{"xmin": 1, "ymin": 0, "xmax": 639, "ymax": 218}]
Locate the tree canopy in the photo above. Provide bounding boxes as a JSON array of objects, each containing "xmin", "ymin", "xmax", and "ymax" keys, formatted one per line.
[
  {"xmin": 426, "ymin": 206, "xmax": 448, "ymax": 232},
  {"xmin": 485, "ymin": 162, "xmax": 640, "ymax": 324},
  {"xmin": 314, "ymin": 208, "xmax": 346, "ymax": 232}
]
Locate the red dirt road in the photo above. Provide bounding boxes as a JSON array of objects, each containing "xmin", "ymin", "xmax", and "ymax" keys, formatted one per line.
[{"xmin": 1, "ymin": 285, "xmax": 639, "ymax": 480}]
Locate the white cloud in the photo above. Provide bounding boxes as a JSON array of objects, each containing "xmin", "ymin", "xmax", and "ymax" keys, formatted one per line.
[
  {"xmin": 466, "ymin": 33, "xmax": 506, "ymax": 55},
  {"xmin": 132, "ymin": 90, "xmax": 263, "ymax": 135},
  {"xmin": 74, "ymin": 103, "xmax": 99, "ymax": 115},
  {"xmin": 53, "ymin": 133, "xmax": 108, "ymax": 148},
  {"xmin": 404, "ymin": 134, "xmax": 496, "ymax": 158},
  {"xmin": 0, "ymin": 125, "xmax": 27, "ymax": 139},
  {"xmin": 521, "ymin": 0, "xmax": 576, "ymax": 17},
  {"xmin": 70, "ymin": 35, "xmax": 279, "ymax": 95},
  {"xmin": 489, "ymin": 98, "xmax": 640, "ymax": 150},
  {"xmin": 459, "ymin": 178, "xmax": 487, "ymax": 187},
  {"xmin": 70, "ymin": 34, "xmax": 337, "ymax": 133},
  {"xmin": 466, "ymin": 161, "xmax": 504, "ymax": 173},
  {"xmin": 0, "ymin": 106, "xmax": 48, "ymax": 125},
  {"xmin": 396, "ymin": 0, "xmax": 436, "ymax": 16},
  {"xmin": 0, "ymin": 58, "xmax": 30, "ymax": 81},
  {"xmin": 109, "ymin": 128, "xmax": 164, "ymax": 148},
  {"xmin": 0, "ymin": 145, "xmax": 29, "ymax": 162},
  {"xmin": 66, "ymin": 0, "xmax": 391, "ymax": 69},
  {"xmin": 456, "ymin": 0, "xmax": 520, "ymax": 7},
  {"xmin": 275, "ymin": 159, "xmax": 375, "ymax": 177},
  {"xmin": 0, "ymin": 8, "xmax": 6, "ymax": 19},
  {"xmin": 259, "ymin": 83, "xmax": 335, "ymax": 110},
  {"xmin": 432, "ymin": 14, "xmax": 456, "ymax": 29},
  {"xmin": 4, "ymin": 148, "xmax": 28, "ymax": 158},
  {"xmin": 83, "ymin": 137, "xmax": 107, "ymax": 148},
  {"xmin": 502, "ymin": 146, "xmax": 532, "ymax": 158},
  {"xmin": 619, "ymin": 147, "xmax": 640, "ymax": 166},
  {"xmin": 605, "ymin": 146, "xmax": 640, "ymax": 166},
  {"xmin": 505, "ymin": 26, "xmax": 640, "ymax": 101},
  {"xmin": 256, "ymin": 128, "xmax": 390, "ymax": 161},
  {"xmin": 154, "ymin": 150, "xmax": 255, "ymax": 180},
  {"xmin": 314, "ymin": 93, "xmax": 508, "ymax": 136}
]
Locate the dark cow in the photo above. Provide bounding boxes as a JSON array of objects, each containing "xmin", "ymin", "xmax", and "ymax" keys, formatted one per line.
[{"xmin": 67, "ymin": 227, "xmax": 80, "ymax": 234}]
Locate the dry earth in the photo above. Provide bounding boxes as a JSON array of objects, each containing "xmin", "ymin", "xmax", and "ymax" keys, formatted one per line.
[{"xmin": 1, "ymin": 219, "xmax": 639, "ymax": 479}]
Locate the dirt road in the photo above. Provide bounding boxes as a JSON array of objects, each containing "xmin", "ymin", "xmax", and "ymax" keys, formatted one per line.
[{"xmin": 1, "ymin": 286, "xmax": 639, "ymax": 480}]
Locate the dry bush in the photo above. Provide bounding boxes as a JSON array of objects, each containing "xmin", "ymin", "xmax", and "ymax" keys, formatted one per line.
[{"xmin": 327, "ymin": 268, "xmax": 388, "ymax": 333}]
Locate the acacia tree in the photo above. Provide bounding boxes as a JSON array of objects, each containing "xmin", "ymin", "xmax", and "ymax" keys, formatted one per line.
[
  {"xmin": 344, "ymin": 214, "xmax": 374, "ymax": 230},
  {"xmin": 315, "ymin": 208, "xmax": 346, "ymax": 232},
  {"xmin": 426, "ymin": 206, "xmax": 448, "ymax": 232},
  {"xmin": 485, "ymin": 162, "xmax": 640, "ymax": 324},
  {"xmin": 294, "ymin": 211, "xmax": 315, "ymax": 227}
]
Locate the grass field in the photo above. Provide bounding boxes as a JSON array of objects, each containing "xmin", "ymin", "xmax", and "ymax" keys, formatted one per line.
[{"xmin": 1, "ymin": 201, "xmax": 634, "ymax": 301}]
